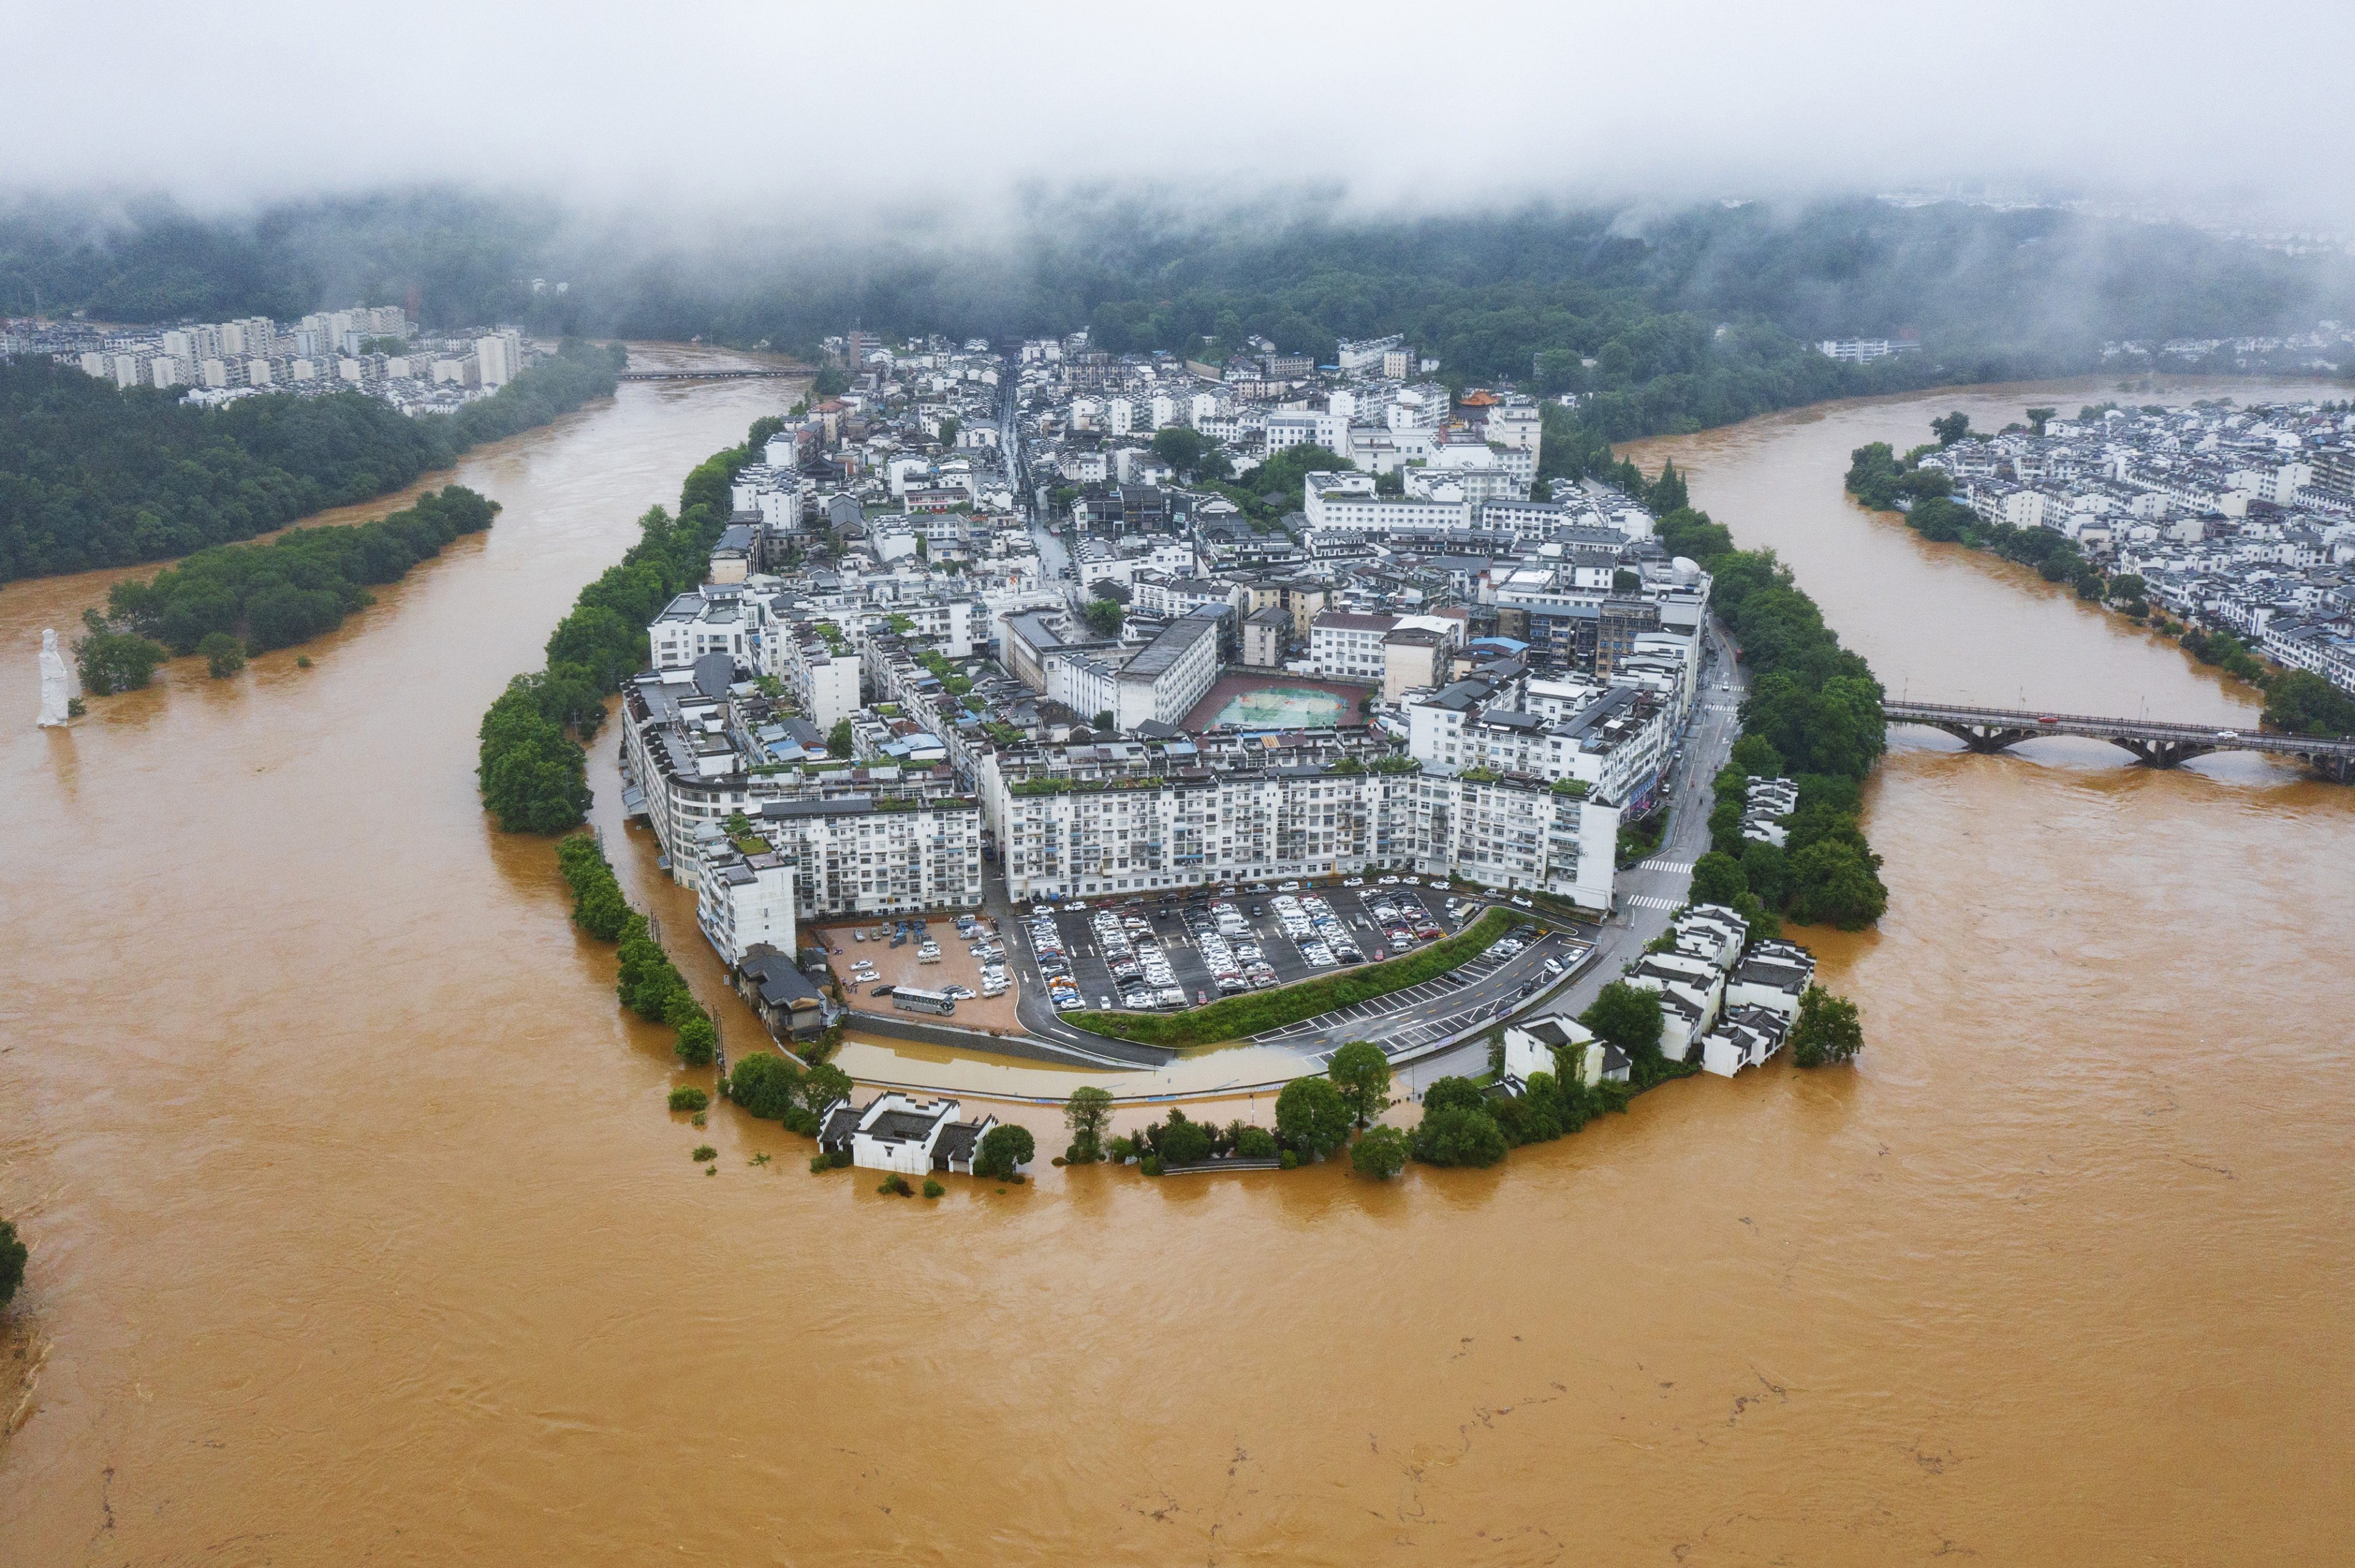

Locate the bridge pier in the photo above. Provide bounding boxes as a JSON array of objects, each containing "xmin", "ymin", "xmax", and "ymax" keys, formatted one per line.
[
  {"xmin": 1932, "ymin": 722, "xmax": 2038, "ymax": 754},
  {"xmin": 2117, "ymin": 738, "xmax": 2215, "ymax": 769}
]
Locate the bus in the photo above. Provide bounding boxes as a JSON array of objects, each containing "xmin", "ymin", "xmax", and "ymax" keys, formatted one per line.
[{"xmin": 891, "ymin": 987, "xmax": 957, "ymax": 1017}]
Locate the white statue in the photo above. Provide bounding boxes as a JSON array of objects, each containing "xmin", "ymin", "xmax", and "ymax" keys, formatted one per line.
[{"xmin": 37, "ymin": 628, "xmax": 72, "ymax": 727}]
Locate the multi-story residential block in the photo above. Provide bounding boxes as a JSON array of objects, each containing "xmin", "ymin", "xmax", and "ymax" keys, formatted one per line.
[
  {"xmin": 989, "ymin": 733, "xmax": 1619, "ymax": 910},
  {"xmin": 649, "ymin": 586, "xmax": 768, "ymax": 670},
  {"xmin": 772, "ymin": 622, "xmax": 865, "ymax": 732}
]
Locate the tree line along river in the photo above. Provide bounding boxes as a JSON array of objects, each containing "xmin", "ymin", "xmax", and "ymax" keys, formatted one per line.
[{"xmin": 1, "ymin": 359, "xmax": 2349, "ymax": 1564}]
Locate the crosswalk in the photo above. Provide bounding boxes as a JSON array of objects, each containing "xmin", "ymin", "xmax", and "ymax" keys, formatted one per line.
[
  {"xmin": 1626, "ymin": 894, "xmax": 1683, "ymax": 911},
  {"xmin": 1640, "ymin": 860, "xmax": 1694, "ymax": 874}
]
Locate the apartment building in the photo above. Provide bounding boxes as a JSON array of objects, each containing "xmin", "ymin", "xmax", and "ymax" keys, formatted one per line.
[
  {"xmin": 771, "ymin": 622, "xmax": 865, "ymax": 732},
  {"xmin": 649, "ymin": 586, "xmax": 767, "ymax": 670},
  {"xmin": 989, "ymin": 734, "xmax": 1619, "ymax": 911}
]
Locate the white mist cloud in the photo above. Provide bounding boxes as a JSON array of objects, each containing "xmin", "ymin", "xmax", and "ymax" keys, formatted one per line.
[{"xmin": 9, "ymin": 0, "xmax": 2354, "ymax": 225}]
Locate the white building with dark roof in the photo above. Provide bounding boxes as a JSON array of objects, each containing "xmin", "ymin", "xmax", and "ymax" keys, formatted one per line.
[{"xmin": 818, "ymin": 1092, "xmax": 1001, "ymax": 1176}]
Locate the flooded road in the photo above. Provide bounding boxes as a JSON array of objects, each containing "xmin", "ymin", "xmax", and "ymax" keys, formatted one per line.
[{"xmin": 4, "ymin": 370, "xmax": 2351, "ymax": 1564}]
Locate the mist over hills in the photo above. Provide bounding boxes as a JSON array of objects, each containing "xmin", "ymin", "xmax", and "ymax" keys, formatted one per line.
[{"xmin": 6, "ymin": 189, "xmax": 2345, "ymax": 359}]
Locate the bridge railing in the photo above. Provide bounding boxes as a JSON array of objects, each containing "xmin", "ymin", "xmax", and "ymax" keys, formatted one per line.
[{"xmin": 1885, "ymin": 701, "xmax": 2355, "ymax": 757}]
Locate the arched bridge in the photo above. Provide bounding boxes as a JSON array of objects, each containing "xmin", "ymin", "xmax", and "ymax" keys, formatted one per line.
[
  {"xmin": 1885, "ymin": 700, "xmax": 2355, "ymax": 780},
  {"xmin": 615, "ymin": 369, "xmax": 809, "ymax": 381}
]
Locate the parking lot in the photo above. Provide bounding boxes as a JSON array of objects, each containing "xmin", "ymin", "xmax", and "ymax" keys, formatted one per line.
[
  {"xmin": 1016, "ymin": 879, "xmax": 1487, "ymax": 1015},
  {"xmin": 1257, "ymin": 925, "xmax": 1595, "ymax": 1063},
  {"xmin": 827, "ymin": 914, "xmax": 1021, "ymax": 1031}
]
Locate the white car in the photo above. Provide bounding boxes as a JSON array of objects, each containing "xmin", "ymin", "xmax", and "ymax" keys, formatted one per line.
[
  {"xmin": 1401, "ymin": 876, "xmax": 1420, "ymax": 885},
  {"xmin": 1342, "ymin": 876, "xmax": 1364, "ymax": 887},
  {"xmin": 1378, "ymin": 875, "xmax": 1400, "ymax": 886},
  {"xmin": 1510, "ymin": 896, "xmax": 1533, "ymax": 908}
]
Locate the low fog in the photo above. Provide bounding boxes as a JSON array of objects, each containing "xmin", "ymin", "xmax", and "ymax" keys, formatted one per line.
[{"xmin": 9, "ymin": 0, "xmax": 2354, "ymax": 231}]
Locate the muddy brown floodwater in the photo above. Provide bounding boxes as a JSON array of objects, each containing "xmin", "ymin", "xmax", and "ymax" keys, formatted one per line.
[{"xmin": 4, "ymin": 368, "xmax": 2353, "ymax": 1565}]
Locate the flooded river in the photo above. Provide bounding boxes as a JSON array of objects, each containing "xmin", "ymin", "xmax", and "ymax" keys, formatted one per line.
[{"xmin": 4, "ymin": 369, "xmax": 2351, "ymax": 1564}]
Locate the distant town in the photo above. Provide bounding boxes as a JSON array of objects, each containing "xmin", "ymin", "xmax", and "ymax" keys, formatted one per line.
[
  {"xmin": 1922, "ymin": 401, "xmax": 2355, "ymax": 692},
  {"xmin": 6, "ymin": 305, "xmax": 542, "ymax": 416}
]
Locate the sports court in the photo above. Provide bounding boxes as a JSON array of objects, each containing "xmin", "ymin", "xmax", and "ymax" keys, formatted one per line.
[{"xmin": 1181, "ymin": 671, "xmax": 1371, "ymax": 732}]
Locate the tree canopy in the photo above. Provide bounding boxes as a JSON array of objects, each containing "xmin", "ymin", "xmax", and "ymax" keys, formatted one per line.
[
  {"xmin": 1790, "ymin": 985, "xmax": 1866, "ymax": 1067},
  {"xmin": 1276, "ymin": 1076, "xmax": 1350, "ymax": 1159},
  {"xmin": 1327, "ymin": 1041, "xmax": 1393, "ymax": 1128},
  {"xmin": 0, "ymin": 341, "xmax": 622, "ymax": 583}
]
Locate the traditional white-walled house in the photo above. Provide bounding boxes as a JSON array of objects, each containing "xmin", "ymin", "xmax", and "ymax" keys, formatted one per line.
[
  {"xmin": 1501, "ymin": 1013, "xmax": 1595, "ymax": 1084},
  {"xmin": 818, "ymin": 1092, "xmax": 1001, "ymax": 1176},
  {"xmin": 1669, "ymin": 904, "xmax": 1748, "ymax": 971},
  {"xmin": 1626, "ymin": 951, "xmax": 1725, "ymax": 1060},
  {"xmin": 1700, "ymin": 1005, "xmax": 1790, "ymax": 1077},
  {"xmin": 1724, "ymin": 940, "xmax": 1816, "ymax": 1018}
]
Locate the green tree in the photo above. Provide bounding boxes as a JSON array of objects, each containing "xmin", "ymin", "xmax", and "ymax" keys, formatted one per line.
[
  {"xmin": 0, "ymin": 1217, "xmax": 24, "ymax": 1307},
  {"xmin": 1931, "ymin": 411, "xmax": 1973, "ymax": 446},
  {"xmin": 826, "ymin": 719, "xmax": 853, "ymax": 757},
  {"xmin": 197, "ymin": 630, "xmax": 246, "ymax": 678},
  {"xmin": 976, "ymin": 1123, "xmax": 1035, "ymax": 1179},
  {"xmin": 1275, "ymin": 1075, "xmax": 1350, "ymax": 1159},
  {"xmin": 1350, "ymin": 1125, "xmax": 1410, "ymax": 1179},
  {"xmin": 1327, "ymin": 1041, "xmax": 1393, "ymax": 1127},
  {"xmin": 800, "ymin": 1062, "xmax": 853, "ymax": 1114},
  {"xmin": 1785, "ymin": 839, "xmax": 1889, "ymax": 930},
  {"xmin": 1081, "ymin": 597, "xmax": 1124, "ymax": 637},
  {"xmin": 2264, "ymin": 670, "xmax": 2355, "ymax": 736},
  {"xmin": 1091, "ymin": 711, "xmax": 1114, "ymax": 731},
  {"xmin": 1727, "ymin": 732, "xmax": 1785, "ymax": 778},
  {"xmin": 1790, "ymin": 985, "xmax": 1865, "ymax": 1066},
  {"xmin": 668, "ymin": 1085, "xmax": 708, "ymax": 1112},
  {"xmin": 1063, "ymin": 1085, "xmax": 1114, "ymax": 1160},
  {"xmin": 73, "ymin": 620, "xmax": 167, "ymax": 694},
  {"xmin": 1647, "ymin": 458, "xmax": 1688, "ymax": 512},
  {"xmin": 2025, "ymin": 406, "xmax": 2057, "ymax": 434},
  {"xmin": 1154, "ymin": 1111, "xmax": 1214, "ymax": 1165},
  {"xmin": 1739, "ymin": 840, "xmax": 1789, "ymax": 908},
  {"xmin": 726, "ymin": 1052, "xmax": 804, "ymax": 1119},
  {"xmin": 1580, "ymin": 982, "xmax": 1665, "ymax": 1061},
  {"xmin": 1420, "ymin": 1076, "xmax": 1488, "ymax": 1117},
  {"xmin": 1412, "ymin": 1106, "xmax": 1509, "ymax": 1168},
  {"xmin": 1689, "ymin": 851, "xmax": 1748, "ymax": 906},
  {"xmin": 1150, "ymin": 425, "xmax": 1211, "ymax": 476},
  {"xmin": 674, "ymin": 1012, "xmax": 717, "ymax": 1067}
]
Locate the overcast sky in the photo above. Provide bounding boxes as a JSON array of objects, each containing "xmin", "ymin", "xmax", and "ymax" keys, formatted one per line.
[{"xmin": 10, "ymin": 0, "xmax": 2354, "ymax": 228}]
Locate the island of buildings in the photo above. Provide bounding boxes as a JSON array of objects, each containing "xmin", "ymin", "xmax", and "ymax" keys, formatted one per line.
[
  {"xmin": 1921, "ymin": 401, "xmax": 2355, "ymax": 693},
  {"xmin": 594, "ymin": 320, "xmax": 1830, "ymax": 1126}
]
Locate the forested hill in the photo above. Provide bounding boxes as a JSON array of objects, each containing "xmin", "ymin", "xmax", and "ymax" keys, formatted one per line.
[{"xmin": 0, "ymin": 340, "xmax": 625, "ymax": 583}]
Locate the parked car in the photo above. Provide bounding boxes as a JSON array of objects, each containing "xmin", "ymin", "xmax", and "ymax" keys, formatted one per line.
[
  {"xmin": 1510, "ymin": 895, "xmax": 1533, "ymax": 908},
  {"xmin": 1377, "ymin": 875, "xmax": 1400, "ymax": 886},
  {"xmin": 1342, "ymin": 876, "xmax": 1364, "ymax": 887}
]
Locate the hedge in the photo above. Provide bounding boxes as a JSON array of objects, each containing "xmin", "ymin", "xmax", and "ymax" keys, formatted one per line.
[{"xmin": 1066, "ymin": 908, "xmax": 1513, "ymax": 1047}]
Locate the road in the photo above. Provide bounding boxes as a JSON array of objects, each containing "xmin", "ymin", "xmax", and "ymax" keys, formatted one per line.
[
  {"xmin": 1391, "ymin": 615, "xmax": 1752, "ymax": 1096},
  {"xmin": 1001, "ymin": 375, "xmax": 1074, "ymax": 584}
]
